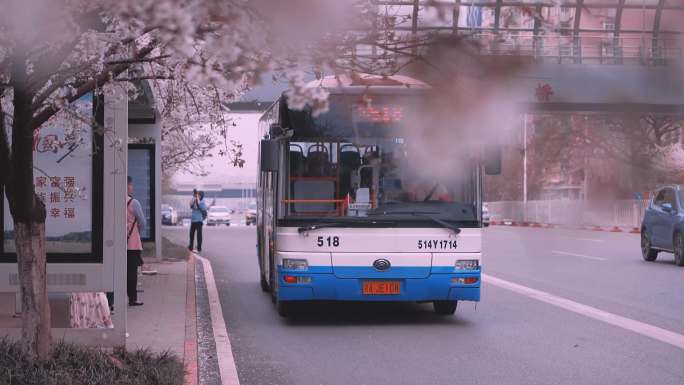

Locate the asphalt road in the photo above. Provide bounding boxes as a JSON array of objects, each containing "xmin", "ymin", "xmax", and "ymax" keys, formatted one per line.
[{"xmin": 165, "ymin": 225, "xmax": 684, "ymax": 385}]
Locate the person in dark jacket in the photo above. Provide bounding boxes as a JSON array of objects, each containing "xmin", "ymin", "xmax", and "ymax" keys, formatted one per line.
[{"xmin": 189, "ymin": 189, "xmax": 207, "ymax": 253}]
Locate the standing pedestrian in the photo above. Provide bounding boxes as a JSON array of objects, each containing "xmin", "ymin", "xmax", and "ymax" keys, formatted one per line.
[
  {"xmin": 189, "ymin": 189, "xmax": 207, "ymax": 253},
  {"xmin": 126, "ymin": 176, "xmax": 145, "ymax": 306}
]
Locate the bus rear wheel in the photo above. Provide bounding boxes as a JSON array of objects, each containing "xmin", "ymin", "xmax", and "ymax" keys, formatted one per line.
[{"xmin": 433, "ymin": 300, "xmax": 457, "ymax": 315}]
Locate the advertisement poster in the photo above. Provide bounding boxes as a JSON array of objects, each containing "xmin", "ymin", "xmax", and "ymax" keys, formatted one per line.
[{"xmin": 3, "ymin": 93, "xmax": 93, "ymax": 254}]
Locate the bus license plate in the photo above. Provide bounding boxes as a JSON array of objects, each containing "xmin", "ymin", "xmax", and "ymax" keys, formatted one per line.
[{"xmin": 362, "ymin": 281, "xmax": 401, "ymax": 295}]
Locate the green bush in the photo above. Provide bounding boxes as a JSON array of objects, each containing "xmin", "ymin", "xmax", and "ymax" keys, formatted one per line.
[{"xmin": 0, "ymin": 339, "xmax": 184, "ymax": 385}]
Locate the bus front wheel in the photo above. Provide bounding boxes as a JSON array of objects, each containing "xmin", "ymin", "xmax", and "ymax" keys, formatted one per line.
[
  {"xmin": 433, "ymin": 300, "xmax": 457, "ymax": 315},
  {"xmin": 260, "ymin": 274, "xmax": 270, "ymax": 292},
  {"xmin": 276, "ymin": 300, "xmax": 293, "ymax": 317}
]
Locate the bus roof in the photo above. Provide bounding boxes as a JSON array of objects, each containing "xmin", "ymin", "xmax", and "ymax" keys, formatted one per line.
[{"xmin": 306, "ymin": 73, "xmax": 431, "ymax": 94}]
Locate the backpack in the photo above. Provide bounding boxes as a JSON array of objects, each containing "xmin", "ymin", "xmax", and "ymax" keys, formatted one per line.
[{"xmin": 198, "ymin": 200, "xmax": 208, "ymax": 220}]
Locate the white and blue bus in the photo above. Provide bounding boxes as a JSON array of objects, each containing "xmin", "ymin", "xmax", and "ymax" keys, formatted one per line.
[{"xmin": 257, "ymin": 74, "xmax": 500, "ymax": 317}]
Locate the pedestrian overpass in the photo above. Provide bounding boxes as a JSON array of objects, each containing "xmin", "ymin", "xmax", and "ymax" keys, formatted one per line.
[{"xmin": 373, "ymin": 0, "xmax": 684, "ymax": 110}]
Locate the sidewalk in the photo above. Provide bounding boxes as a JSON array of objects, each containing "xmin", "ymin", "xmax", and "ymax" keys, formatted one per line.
[
  {"xmin": 125, "ymin": 236, "xmax": 193, "ymax": 356},
  {"xmin": 0, "ymin": 238, "xmax": 209, "ymax": 383},
  {"xmin": 126, "ymin": 260, "xmax": 187, "ymax": 358}
]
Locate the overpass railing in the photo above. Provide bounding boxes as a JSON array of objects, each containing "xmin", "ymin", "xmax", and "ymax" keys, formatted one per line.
[
  {"xmin": 486, "ymin": 199, "xmax": 651, "ymax": 229},
  {"xmin": 465, "ymin": 33, "xmax": 684, "ymax": 65}
]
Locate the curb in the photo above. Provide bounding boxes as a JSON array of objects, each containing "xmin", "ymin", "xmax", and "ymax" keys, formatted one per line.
[
  {"xmin": 491, "ymin": 222, "xmax": 639, "ymax": 233},
  {"xmin": 183, "ymin": 252, "xmax": 241, "ymax": 385},
  {"xmin": 184, "ymin": 253, "xmax": 198, "ymax": 385},
  {"xmin": 195, "ymin": 255, "xmax": 241, "ymax": 385}
]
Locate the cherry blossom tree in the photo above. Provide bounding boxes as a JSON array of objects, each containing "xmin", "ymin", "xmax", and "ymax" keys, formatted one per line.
[{"xmin": 0, "ymin": 0, "xmax": 295, "ymax": 359}]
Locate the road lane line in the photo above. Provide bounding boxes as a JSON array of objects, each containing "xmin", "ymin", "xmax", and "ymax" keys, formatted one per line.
[
  {"xmin": 551, "ymin": 250, "xmax": 606, "ymax": 261},
  {"xmin": 573, "ymin": 238, "xmax": 605, "ymax": 243},
  {"xmin": 196, "ymin": 255, "xmax": 241, "ymax": 385},
  {"xmin": 483, "ymin": 274, "xmax": 684, "ymax": 350}
]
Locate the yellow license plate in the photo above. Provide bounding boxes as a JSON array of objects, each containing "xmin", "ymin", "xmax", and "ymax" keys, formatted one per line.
[{"xmin": 362, "ymin": 281, "xmax": 401, "ymax": 295}]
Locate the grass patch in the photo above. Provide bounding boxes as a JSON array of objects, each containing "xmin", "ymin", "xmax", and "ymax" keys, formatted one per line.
[{"xmin": 0, "ymin": 339, "xmax": 184, "ymax": 385}]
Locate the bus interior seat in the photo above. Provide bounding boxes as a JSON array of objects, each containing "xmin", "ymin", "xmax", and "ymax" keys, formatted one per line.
[
  {"xmin": 306, "ymin": 150, "xmax": 331, "ymax": 177},
  {"xmin": 362, "ymin": 149, "xmax": 379, "ymax": 164},
  {"xmin": 289, "ymin": 150, "xmax": 306, "ymax": 177},
  {"xmin": 339, "ymin": 149, "xmax": 361, "ymax": 198},
  {"xmin": 340, "ymin": 151, "xmax": 361, "ymax": 170},
  {"xmin": 360, "ymin": 167, "xmax": 373, "ymax": 189}
]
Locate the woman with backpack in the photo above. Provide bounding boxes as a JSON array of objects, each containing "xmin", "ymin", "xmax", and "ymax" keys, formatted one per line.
[{"xmin": 189, "ymin": 189, "xmax": 207, "ymax": 253}]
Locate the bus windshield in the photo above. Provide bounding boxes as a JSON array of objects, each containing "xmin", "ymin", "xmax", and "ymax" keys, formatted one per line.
[{"xmin": 282, "ymin": 95, "xmax": 479, "ymax": 225}]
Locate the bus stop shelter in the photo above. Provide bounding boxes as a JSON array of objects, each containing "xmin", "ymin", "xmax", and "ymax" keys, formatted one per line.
[{"xmin": 0, "ymin": 81, "xmax": 162, "ymax": 347}]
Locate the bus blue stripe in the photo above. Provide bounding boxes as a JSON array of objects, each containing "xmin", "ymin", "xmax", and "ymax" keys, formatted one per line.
[{"xmin": 276, "ymin": 266, "xmax": 480, "ymax": 302}]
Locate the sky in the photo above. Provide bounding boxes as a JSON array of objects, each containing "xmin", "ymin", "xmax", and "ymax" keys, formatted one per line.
[
  {"xmin": 242, "ymin": 73, "xmax": 286, "ymax": 101},
  {"xmin": 173, "ymin": 112, "xmax": 263, "ymax": 187},
  {"xmin": 173, "ymin": 71, "xmax": 317, "ymax": 188},
  {"xmin": 173, "ymin": 72, "xmax": 308, "ymax": 187},
  {"xmin": 241, "ymin": 71, "xmax": 317, "ymax": 102}
]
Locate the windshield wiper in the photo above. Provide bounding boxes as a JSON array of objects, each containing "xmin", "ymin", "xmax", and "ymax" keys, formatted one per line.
[
  {"xmin": 297, "ymin": 220, "xmax": 397, "ymax": 234},
  {"xmin": 297, "ymin": 223, "xmax": 348, "ymax": 234},
  {"xmin": 368, "ymin": 210, "xmax": 461, "ymax": 234}
]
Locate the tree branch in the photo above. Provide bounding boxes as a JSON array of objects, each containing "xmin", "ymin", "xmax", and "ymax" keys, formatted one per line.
[
  {"xmin": 29, "ymin": 41, "xmax": 158, "ymax": 131},
  {"xmin": 31, "ymin": 62, "xmax": 95, "ymax": 110},
  {"xmin": 106, "ymin": 55, "xmax": 171, "ymax": 65},
  {"xmin": 31, "ymin": 29, "xmax": 163, "ymax": 111},
  {"xmin": 116, "ymin": 75, "xmax": 174, "ymax": 81},
  {"xmin": 27, "ymin": 9, "xmax": 104, "ymax": 95}
]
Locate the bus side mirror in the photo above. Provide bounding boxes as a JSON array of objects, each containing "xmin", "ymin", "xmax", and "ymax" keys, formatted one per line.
[
  {"xmin": 269, "ymin": 123, "xmax": 283, "ymax": 137},
  {"xmin": 260, "ymin": 140, "xmax": 280, "ymax": 172},
  {"xmin": 484, "ymin": 145, "xmax": 502, "ymax": 175}
]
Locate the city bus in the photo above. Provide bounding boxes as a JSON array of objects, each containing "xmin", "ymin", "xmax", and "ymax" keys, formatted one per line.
[{"xmin": 256, "ymin": 73, "xmax": 500, "ymax": 317}]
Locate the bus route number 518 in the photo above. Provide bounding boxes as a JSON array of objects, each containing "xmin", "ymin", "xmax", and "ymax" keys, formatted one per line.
[{"xmin": 317, "ymin": 236, "xmax": 340, "ymax": 247}]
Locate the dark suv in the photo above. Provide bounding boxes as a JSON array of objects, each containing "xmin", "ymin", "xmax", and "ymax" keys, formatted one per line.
[{"xmin": 641, "ymin": 185, "xmax": 684, "ymax": 266}]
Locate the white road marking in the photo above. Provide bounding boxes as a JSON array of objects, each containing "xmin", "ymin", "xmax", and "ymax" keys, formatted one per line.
[
  {"xmin": 483, "ymin": 274, "xmax": 684, "ymax": 350},
  {"xmin": 551, "ymin": 250, "xmax": 607, "ymax": 261},
  {"xmin": 196, "ymin": 255, "xmax": 241, "ymax": 385},
  {"xmin": 573, "ymin": 237, "xmax": 605, "ymax": 243}
]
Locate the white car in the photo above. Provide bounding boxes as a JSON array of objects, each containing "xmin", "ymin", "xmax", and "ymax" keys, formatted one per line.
[
  {"xmin": 161, "ymin": 204, "xmax": 178, "ymax": 226},
  {"xmin": 245, "ymin": 202, "xmax": 257, "ymax": 226},
  {"xmin": 207, "ymin": 206, "xmax": 231, "ymax": 226}
]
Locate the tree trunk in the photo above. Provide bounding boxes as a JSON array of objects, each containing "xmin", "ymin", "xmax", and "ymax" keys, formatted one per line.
[
  {"xmin": 15, "ymin": 220, "xmax": 51, "ymax": 360},
  {"xmin": 8, "ymin": 57, "xmax": 52, "ymax": 360}
]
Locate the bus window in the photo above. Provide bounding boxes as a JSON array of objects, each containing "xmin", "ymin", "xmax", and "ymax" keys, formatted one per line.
[{"xmin": 283, "ymin": 139, "xmax": 476, "ymax": 221}]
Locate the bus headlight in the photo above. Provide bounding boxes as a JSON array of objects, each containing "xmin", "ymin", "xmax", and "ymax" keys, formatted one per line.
[
  {"xmin": 283, "ymin": 258, "xmax": 308, "ymax": 271},
  {"xmin": 455, "ymin": 259, "xmax": 479, "ymax": 271}
]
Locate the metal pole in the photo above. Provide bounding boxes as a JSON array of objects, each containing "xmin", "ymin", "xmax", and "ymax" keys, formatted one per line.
[
  {"xmin": 411, "ymin": 0, "xmax": 419, "ymax": 56},
  {"xmin": 642, "ymin": 0, "xmax": 646, "ymax": 60},
  {"xmin": 523, "ymin": 113, "xmax": 528, "ymax": 203},
  {"xmin": 523, "ymin": 114, "xmax": 528, "ymax": 223}
]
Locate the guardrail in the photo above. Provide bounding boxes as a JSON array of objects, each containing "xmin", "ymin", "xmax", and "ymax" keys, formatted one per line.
[
  {"xmin": 486, "ymin": 199, "xmax": 650, "ymax": 229},
  {"xmin": 466, "ymin": 33, "xmax": 684, "ymax": 65}
]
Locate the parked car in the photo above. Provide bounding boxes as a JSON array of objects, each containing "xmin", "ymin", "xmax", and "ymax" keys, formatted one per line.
[
  {"xmin": 641, "ymin": 185, "xmax": 684, "ymax": 266},
  {"xmin": 207, "ymin": 205, "xmax": 231, "ymax": 226},
  {"xmin": 161, "ymin": 204, "xmax": 178, "ymax": 226},
  {"xmin": 245, "ymin": 202, "xmax": 257, "ymax": 226},
  {"xmin": 482, "ymin": 203, "xmax": 490, "ymax": 227}
]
